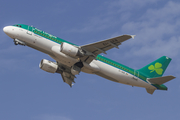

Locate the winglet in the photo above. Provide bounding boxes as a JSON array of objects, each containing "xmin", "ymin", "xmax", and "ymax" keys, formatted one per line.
[{"xmin": 131, "ymin": 35, "xmax": 136, "ymax": 39}]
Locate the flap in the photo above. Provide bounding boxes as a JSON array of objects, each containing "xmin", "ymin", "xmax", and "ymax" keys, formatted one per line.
[{"xmin": 61, "ymin": 72, "xmax": 76, "ymax": 87}]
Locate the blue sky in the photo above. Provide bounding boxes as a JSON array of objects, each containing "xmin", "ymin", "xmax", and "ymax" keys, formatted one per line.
[{"xmin": 0, "ymin": 0, "xmax": 180, "ymax": 120}]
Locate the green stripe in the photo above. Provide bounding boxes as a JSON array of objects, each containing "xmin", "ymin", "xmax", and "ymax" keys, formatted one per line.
[
  {"xmin": 96, "ymin": 55, "xmax": 147, "ymax": 81},
  {"xmin": 13, "ymin": 24, "xmax": 76, "ymax": 45}
]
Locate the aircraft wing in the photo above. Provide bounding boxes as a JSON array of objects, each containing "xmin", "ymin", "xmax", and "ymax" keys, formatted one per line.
[{"xmin": 80, "ymin": 35, "xmax": 134, "ymax": 63}]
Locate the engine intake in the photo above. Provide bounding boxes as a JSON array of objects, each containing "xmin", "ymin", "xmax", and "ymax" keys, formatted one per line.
[
  {"xmin": 39, "ymin": 59, "xmax": 59, "ymax": 73},
  {"xmin": 60, "ymin": 42, "xmax": 84, "ymax": 57}
]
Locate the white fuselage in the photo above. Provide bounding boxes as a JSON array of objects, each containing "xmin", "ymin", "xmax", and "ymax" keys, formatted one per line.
[{"xmin": 3, "ymin": 26, "xmax": 156, "ymax": 89}]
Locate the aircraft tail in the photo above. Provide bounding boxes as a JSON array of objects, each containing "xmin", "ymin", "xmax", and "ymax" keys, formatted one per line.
[
  {"xmin": 137, "ymin": 56, "xmax": 172, "ymax": 78},
  {"xmin": 145, "ymin": 75, "xmax": 175, "ymax": 94}
]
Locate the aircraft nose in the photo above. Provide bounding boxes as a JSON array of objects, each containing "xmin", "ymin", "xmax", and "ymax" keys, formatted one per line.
[
  {"xmin": 3, "ymin": 26, "xmax": 16, "ymax": 39},
  {"xmin": 3, "ymin": 26, "xmax": 9, "ymax": 34}
]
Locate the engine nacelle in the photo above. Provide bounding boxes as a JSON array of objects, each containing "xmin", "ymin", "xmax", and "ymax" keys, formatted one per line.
[
  {"xmin": 60, "ymin": 42, "xmax": 84, "ymax": 57},
  {"xmin": 39, "ymin": 59, "xmax": 58, "ymax": 73}
]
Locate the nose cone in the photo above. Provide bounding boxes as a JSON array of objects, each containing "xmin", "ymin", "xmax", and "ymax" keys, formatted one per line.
[
  {"xmin": 3, "ymin": 26, "xmax": 9, "ymax": 34},
  {"xmin": 3, "ymin": 26, "xmax": 15, "ymax": 38}
]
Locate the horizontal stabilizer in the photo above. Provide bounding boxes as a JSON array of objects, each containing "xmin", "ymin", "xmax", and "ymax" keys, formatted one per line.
[{"xmin": 147, "ymin": 75, "xmax": 176, "ymax": 85}]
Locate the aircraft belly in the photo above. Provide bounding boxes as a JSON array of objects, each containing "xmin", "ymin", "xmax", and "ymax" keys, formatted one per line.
[
  {"xmin": 31, "ymin": 36, "xmax": 57, "ymax": 54},
  {"xmin": 92, "ymin": 60, "xmax": 155, "ymax": 89},
  {"xmin": 16, "ymin": 29, "xmax": 35, "ymax": 44},
  {"xmin": 16, "ymin": 30, "xmax": 80, "ymax": 67}
]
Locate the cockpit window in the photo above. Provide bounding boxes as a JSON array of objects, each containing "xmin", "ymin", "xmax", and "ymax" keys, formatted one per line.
[{"xmin": 15, "ymin": 24, "xmax": 22, "ymax": 27}]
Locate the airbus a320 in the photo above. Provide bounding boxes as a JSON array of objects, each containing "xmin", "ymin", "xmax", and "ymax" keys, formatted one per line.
[{"xmin": 3, "ymin": 24, "xmax": 176, "ymax": 94}]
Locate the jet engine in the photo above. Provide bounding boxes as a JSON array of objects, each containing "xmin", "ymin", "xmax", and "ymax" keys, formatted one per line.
[
  {"xmin": 39, "ymin": 59, "xmax": 60, "ymax": 73},
  {"xmin": 60, "ymin": 42, "xmax": 84, "ymax": 57}
]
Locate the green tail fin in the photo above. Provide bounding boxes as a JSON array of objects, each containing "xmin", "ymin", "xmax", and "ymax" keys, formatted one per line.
[{"xmin": 137, "ymin": 56, "xmax": 172, "ymax": 78}]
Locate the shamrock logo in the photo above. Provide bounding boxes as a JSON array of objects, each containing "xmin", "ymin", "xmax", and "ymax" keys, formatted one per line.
[{"xmin": 148, "ymin": 62, "xmax": 163, "ymax": 75}]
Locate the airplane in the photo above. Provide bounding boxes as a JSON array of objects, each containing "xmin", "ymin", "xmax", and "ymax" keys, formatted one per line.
[{"xmin": 3, "ymin": 24, "xmax": 176, "ymax": 94}]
